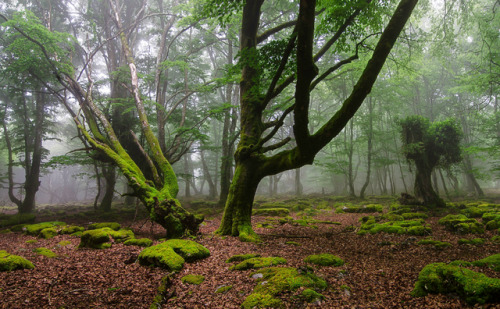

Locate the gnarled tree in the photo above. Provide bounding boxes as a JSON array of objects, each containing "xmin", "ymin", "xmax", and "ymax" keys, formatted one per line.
[{"xmin": 399, "ymin": 115, "xmax": 462, "ymax": 207}]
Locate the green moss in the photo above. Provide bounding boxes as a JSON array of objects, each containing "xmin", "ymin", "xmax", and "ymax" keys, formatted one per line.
[
  {"xmin": 33, "ymin": 247, "xmax": 56, "ymax": 258},
  {"xmin": 301, "ymin": 288, "xmax": 324, "ymax": 302},
  {"xmin": 402, "ymin": 212, "xmax": 428, "ymax": 220},
  {"xmin": 458, "ymin": 238, "xmax": 485, "ymax": 245},
  {"xmin": 417, "ymin": 238, "xmax": 452, "ymax": 249},
  {"xmin": 285, "ymin": 241, "xmax": 300, "ymax": 246},
  {"xmin": 107, "ymin": 228, "xmax": 135, "ymax": 243},
  {"xmin": 438, "ymin": 214, "xmax": 484, "ymax": 234},
  {"xmin": 58, "ymin": 240, "xmax": 71, "ymax": 246},
  {"xmin": 163, "ymin": 239, "xmax": 210, "ymax": 262},
  {"xmin": 181, "ymin": 274, "xmax": 205, "ymax": 285},
  {"xmin": 359, "ymin": 219, "xmax": 431, "ymax": 236},
  {"xmin": 411, "ymin": 262, "xmax": 500, "ymax": 304},
  {"xmin": 60, "ymin": 225, "xmax": 85, "ymax": 234},
  {"xmin": 251, "ymin": 267, "xmax": 327, "ymax": 296},
  {"xmin": 40, "ymin": 228, "xmax": 58, "ymax": 239},
  {"xmin": 225, "ymin": 253, "xmax": 260, "ymax": 263},
  {"xmin": 78, "ymin": 229, "xmax": 111, "ymax": 249},
  {"xmin": 485, "ymin": 220, "xmax": 499, "ymax": 230},
  {"xmin": 492, "ymin": 235, "xmax": 500, "ymax": 244},
  {"xmin": 0, "ymin": 250, "xmax": 34, "ymax": 271},
  {"xmin": 304, "ymin": 254, "xmax": 344, "ymax": 267},
  {"xmin": 336, "ymin": 204, "xmax": 383, "ymax": 213},
  {"xmin": 24, "ymin": 221, "xmax": 66, "ymax": 236},
  {"xmin": 25, "ymin": 239, "xmax": 37, "ymax": 244},
  {"xmin": 124, "ymin": 238, "xmax": 153, "ymax": 247},
  {"xmin": 252, "ymin": 208, "xmax": 290, "ymax": 217},
  {"xmin": 241, "ymin": 293, "xmax": 282, "ymax": 309},
  {"xmin": 215, "ymin": 285, "xmax": 232, "ymax": 293},
  {"xmin": 0, "ymin": 213, "xmax": 36, "ymax": 228},
  {"xmin": 87, "ymin": 222, "xmax": 121, "ymax": 231},
  {"xmin": 138, "ymin": 242, "xmax": 185, "ymax": 271},
  {"xmin": 230, "ymin": 257, "xmax": 287, "ymax": 270},
  {"xmin": 238, "ymin": 222, "xmax": 260, "ymax": 243},
  {"xmin": 473, "ymin": 254, "xmax": 500, "ymax": 271}
]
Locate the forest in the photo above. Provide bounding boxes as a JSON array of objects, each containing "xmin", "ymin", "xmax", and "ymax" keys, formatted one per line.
[{"xmin": 0, "ymin": 0, "xmax": 499, "ymax": 308}]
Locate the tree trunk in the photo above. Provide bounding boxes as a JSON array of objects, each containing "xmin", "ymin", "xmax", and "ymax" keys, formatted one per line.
[
  {"xmin": 414, "ymin": 161, "xmax": 445, "ymax": 207},
  {"xmin": 295, "ymin": 168, "xmax": 303, "ymax": 196},
  {"xmin": 360, "ymin": 97, "xmax": 373, "ymax": 199},
  {"xmin": 201, "ymin": 150, "xmax": 217, "ymax": 199},
  {"xmin": 100, "ymin": 163, "xmax": 116, "ymax": 211}
]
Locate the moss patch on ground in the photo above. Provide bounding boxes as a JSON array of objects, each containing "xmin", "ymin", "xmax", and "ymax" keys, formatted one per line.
[
  {"xmin": 458, "ymin": 238, "xmax": 485, "ymax": 245},
  {"xmin": 417, "ymin": 238, "xmax": 452, "ymax": 249},
  {"xmin": 24, "ymin": 221, "xmax": 66, "ymax": 236},
  {"xmin": 138, "ymin": 240, "xmax": 210, "ymax": 272},
  {"xmin": 358, "ymin": 216, "xmax": 431, "ymax": 236},
  {"xmin": 40, "ymin": 228, "xmax": 58, "ymax": 239},
  {"xmin": 60, "ymin": 225, "xmax": 85, "ymax": 234},
  {"xmin": 215, "ymin": 285, "xmax": 232, "ymax": 293},
  {"xmin": 0, "ymin": 250, "xmax": 34, "ymax": 271},
  {"xmin": 181, "ymin": 274, "xmax": 205, "ymax": 285},
  {"xmin": 225, "ymin": 253, "xmax": 260, "ymax": 263},
  {"xmin": 412, "ymin": 261, "xmax": 500, "ymax": 304},
  {"xmin": 304, "ymin": 254, "xmax": 344, "ymax": 267},
  {"xmin": 0, "ymin": 213, "xmax": 36, "ymax": 228},
  {"xmin": 335, "ymin": 204, "xmax": 383, "ymax": 214},
  {"xmin": 33, "ymin": 247, "xmax": 57, "ymax": 258},
  {"xmin": 78, "ymin": 229, "xmax": 111, "ymax": 249},
  {"xmin": 252, "ymin": 208, "xmax": 290, "ymax": 217},
  {"xmin": 124, "ymin": 238, "xmax": 153, "ymax": 247},
  {"xmin": 438, "ymin": 214, "xmax": 484, "ymax": 234},
  {"xmin": 230, "ymin": 257, "xmax": 287, "ymax": 270},
  {"xmin": 87, "ymin": 222, "xmax": 121, "ymax": 231},
  {"xmin": 241, "ymin": 267, "xmax": 327, "ymax": 308}
]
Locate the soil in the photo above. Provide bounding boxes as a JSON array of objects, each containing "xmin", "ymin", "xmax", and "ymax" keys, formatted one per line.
[{"xmin": 1, "ymin": 204, "xmax": 499, "ymax": 309}]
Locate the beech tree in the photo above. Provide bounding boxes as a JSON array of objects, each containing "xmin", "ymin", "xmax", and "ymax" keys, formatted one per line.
[
  {"xmin": 400, "ymin": 116, "xmax": 462, "ymax": 207},
  {"xmin": 202, "ymin": 0, "xmax": 420, "ymax": 241}
]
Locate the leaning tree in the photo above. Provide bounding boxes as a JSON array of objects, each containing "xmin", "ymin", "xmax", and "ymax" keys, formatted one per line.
[
  {"xmin": 399, "ymin": 115, "xmax": 462, "ymax": 208},
  {"xmin": 202, "ymin": 0, "xmax": 420, "ymax": 241}
]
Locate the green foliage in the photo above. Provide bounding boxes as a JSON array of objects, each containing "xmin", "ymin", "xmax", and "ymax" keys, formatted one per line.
[
  {"xmin": 0, "ymin": 250, "xmax": 34, "ymax": 271},
  {"xmin": 230, "ymin": 257, "xmax": 287, "ymax": 271},
  {"xmin": 412, "ymin": 262, "xmax": 500, "ymax": 304},
  {"xmin": 304, "ymin": 254, "xmax": 344, "ymax": 267},
  {"xmin": 33, "ymin": 247, "xmax": 56, "ymax": 258},
  {"xmin": 181, "ymin": 274, "xmax": 205, "ymax": 285}
]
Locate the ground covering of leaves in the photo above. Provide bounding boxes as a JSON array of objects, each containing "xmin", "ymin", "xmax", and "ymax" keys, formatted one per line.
[{"xmin": 1, "ymin": 197, "xmax": 499, "ymax": 308}]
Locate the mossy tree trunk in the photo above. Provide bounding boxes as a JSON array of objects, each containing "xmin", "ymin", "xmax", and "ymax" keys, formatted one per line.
[
  {"xmin": 217, "ymin": 0, "xmax": 419, "ymax": 240},
  {"xmin": 414, "ymin": 161, "xmax": 445, "ymax": 208}
]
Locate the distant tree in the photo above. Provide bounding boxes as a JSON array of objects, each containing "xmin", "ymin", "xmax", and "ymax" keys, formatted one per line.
[{"xmin": 399, "ymin": 115, "xmax": 462, "ymax": 207}]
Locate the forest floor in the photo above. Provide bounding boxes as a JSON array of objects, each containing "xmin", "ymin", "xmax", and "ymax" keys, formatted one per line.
[{"xmin": 0, "ymin": 196, "xmax": 499, "ymax": 308}]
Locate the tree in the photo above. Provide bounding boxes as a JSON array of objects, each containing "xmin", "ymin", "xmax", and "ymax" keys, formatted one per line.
[
  {"xmin": 203, "ymin": 0, "xmax": 419, "ymax": 241},
  {"xmin": 399, "ymin": 115, "xmax": 462, "ymax": 207}
]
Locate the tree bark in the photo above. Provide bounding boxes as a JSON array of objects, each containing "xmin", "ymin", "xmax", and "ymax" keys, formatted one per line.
[{"xmin": 414, "ymin": 161, "xmax": 445, "ymax": 207}]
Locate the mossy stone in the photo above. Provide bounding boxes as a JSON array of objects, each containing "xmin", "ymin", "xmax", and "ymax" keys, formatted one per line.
[
  {"xmin": 78, "ymin": 229, "xmax": 112, "ymax": 249},
  {"xmin": 138, "ymin": 242, "xmax": 185, "ymax": 271},
  {"xmin": 304, "ymin": 254, "xmax": 344, "ymax": 267},
  {"xmin": 215, "ymin": 285, "xmax": 232, "ymax": 293},
  {"xmin": 58, "ymin": 240, "xmax": 71, "ymax": 246},
  {"xmin": 40, "ymin": 228, "xmax": 58, "ymax": 239},
  {"xmin": 402, "ymin": 212, "xmax": 428, "ymax": 220},
  {"xmin": 225, "ymin": 253, "xmax": 260, "ymax": 263},
  {"xmin": 33, "ymin": 247, "xmax": 56, "ymax": 258},
  {"xmin": 241, "ymin": 293, "xmax": 282, "ymax": 309},
  {"xmin": 301, "ymin": 288, "xmax": 324, "ymax": 302},
  {"xmin": 0, "ymin": 213, "xmax": 36, "ymax": 228},
  {"xmin": 24, "ymin": 221, "xmax": 66, "ymax": 236},
  {"xmin": 124, "ymin": 238, "xmax": 153, "ymax": 247},
  {"xmin": 412, "ymin": 262, "xmax": 500, "ymax": 304},
  {"xmin": 438, "ymin": 215, "xmax": 484, "ymax": 234},
  {"xmin": 0, "ymin": 250, "xmax": 34, "ymax": 271},
  {"xmin": 181, "ymin": 274, "xmax": 205, "ymax": 285},
  {"xmin": 230, "ymin": 257, "xmax": 287, "ymax": 270},
  {"xmin": 473, "ymin": 254, "xmax": 500, "ymax": 271},
  {"xmin": 60, "ymin": 225, "xmax": 85, "ymax": 234},
  {"xmin": 163, "ymin": 239, "xmax": 210, "ymax": 262},
  {"xmin": 106, "ymin": 228, "xmax": 135, "ymax": 243},
  {"xmin": 458, "ymin": 238, "xmax": 485, "ymax": 245},
  {"xmin": 87, "ymin": 222, "xmax": 121, "ymax": 231}
]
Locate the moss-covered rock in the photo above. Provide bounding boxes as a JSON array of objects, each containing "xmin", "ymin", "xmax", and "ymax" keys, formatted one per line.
[
  {"xmin": 162, "ymin": 239, "xmax": 210, "ymax": 262},
  {"xmin": 358, "ymin": 219, "xmax": 431, "ymax": 236},
  {"xmin": 225, "ymin": 253, "xmax": 260, "ymax": 263},
  {"xmin": 336, "ymin": 204, "xmax": 383, "ymax": 214},
  {"xmin": 138, "ymin": 240, "xmax": 210, "ymax": 272},
  {"xmin": 78, "ymin": 229, "xmax": 112, "ymax": 249},
  {"xmin": 107, "ymin": 228, "xmax": 135, "ymax": 243},
  {"xmin": 473, "ymin": 254, "xmax": 500, "ymax": 271},
  {"xmin": 301, "ymin": 288, "xmax": 324, "ymax": 303},
  {"xmin": 58, "ymin": 240, "xmax": 72, "ymax": 246},
  {"xmin": 304, "ymin": 254, "xmax": 344, "ymax": 267},
  {"xmin": 24, "ymin": 221, "xmax": 66, "ymax": 236},
  {"xmin": 124, "ymin": 238, "xmax": 153, "ymax": 247},
  {"xmin": 0, "ymin": 250, "xmax": 34, "ymax": 271},
  {"xmin": 438, "ymin": 214, "xmax": 484, "ymax": 234},
  {"xmin": 230, "ymin": 257, "xmax": 287, "ymax": 270},
  {"xmin": 40, "ymin": 227, "xmax": 58, "ymax": 239},
  {"xmin": 215, "ymin": 285, "xmax": 232, "ymax": 293},
  {"xmin": 33, "ymin": 247, "xmax": 56, "ymax": 258},
  {"xmin": 181, "ymin": 274, "xmax": 205, "ymax": 285},
  {"xmin": 253, "ymin": 208, "xmax": 290, "ymax": 217},
  {"xmin": 87, "ymin": 222, "xmax": 121, "ymax": 231},
  {"xmin": 242, "ymin": 267, "xmax": 327, "ymax": 308},
  {"xmin": 60, "ymin": 225, "xmax": 85, "ymax": 234},
  {"xmin": 402, "ymin": 212, "xmax": 428, "ymax": 220},
  {"xmin": 411, "ymin": 262, "xmax": 500, "ymax": 304},
  {"xmin": 417, "ymin": 238, "xmax": 452, "ymax": 249},
  {"xmin": 0, "ymin": 213, "xmax": 36, "ymax": 228}
]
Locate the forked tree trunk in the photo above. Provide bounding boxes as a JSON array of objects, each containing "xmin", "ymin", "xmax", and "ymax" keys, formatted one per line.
[{"xmin": 413, "ymin": 161, "xmax": 445, "ymax": 208}]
